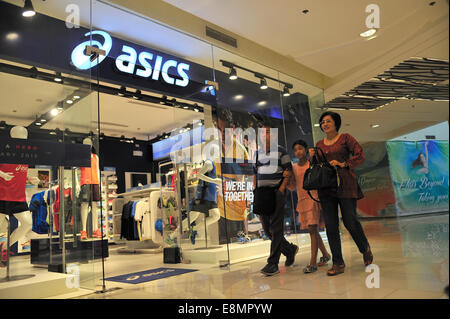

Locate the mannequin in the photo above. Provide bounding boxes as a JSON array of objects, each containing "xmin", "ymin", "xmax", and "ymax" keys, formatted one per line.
[
  {"xmin": 79, "ymin": 138, "xmax": 103, "ymax": 240},
  {"xmin": 180, "ymin": 144, "xmax": 222, "ymax": 245},
  {"xmin": 0, "ymin": 126, "xmax": 33, "ymax": 266}
]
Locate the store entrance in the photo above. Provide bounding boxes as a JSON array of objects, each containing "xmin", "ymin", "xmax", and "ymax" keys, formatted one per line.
[{"xmin": 0, "ymin": 59, "xmax": 104, "ymax": 297}]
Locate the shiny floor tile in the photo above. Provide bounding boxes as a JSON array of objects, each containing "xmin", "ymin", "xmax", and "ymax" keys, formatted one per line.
[{"xmin": 74, "ymin": 213, "xmax": 449, "ymax": 299}]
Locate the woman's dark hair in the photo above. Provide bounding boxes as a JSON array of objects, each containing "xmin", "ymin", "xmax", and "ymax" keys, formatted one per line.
[
  {"xmin": 292, "ymin": 139, "xmax": 308, "ymax": 150},
  {"xmin": 319, "ymin": 111, "xmax": 342, "ymax": 132},
  {"xmin": 412, "ymin": 152, "xmax": 425, "ymax": 168}
]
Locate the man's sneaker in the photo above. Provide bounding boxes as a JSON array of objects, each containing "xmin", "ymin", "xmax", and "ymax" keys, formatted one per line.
[
  {"xmin": 260, "ymin": 263, "xmax": 280, "ymax": 276},
  {"xmin": 285, "ymin": 244, "xmax": 299, "ymax": 267},
  {"xmin": 80, "ymin": 231, "xmax": 88, "ymax": 240}
]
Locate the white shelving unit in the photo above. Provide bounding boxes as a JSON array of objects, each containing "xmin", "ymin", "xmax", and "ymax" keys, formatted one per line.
[{"xmin": 101, "ymin": 171, "xmax": 118, "ymax": 242}]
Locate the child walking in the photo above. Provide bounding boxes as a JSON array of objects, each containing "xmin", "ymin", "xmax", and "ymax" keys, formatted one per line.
[{"xmin": 287, "ymin": 140, "xmax": 331, "ymax": 273}]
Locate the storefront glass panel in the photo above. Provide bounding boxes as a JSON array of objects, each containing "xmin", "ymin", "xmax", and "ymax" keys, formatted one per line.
[{"xmin": 0, "ymin": 0, "xmax": 101, "ymax": 296}]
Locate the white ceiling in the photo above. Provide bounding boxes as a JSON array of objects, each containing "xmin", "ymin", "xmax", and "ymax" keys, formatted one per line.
[{"xmin": 163, "ymin": 0, "xmax": 449, "ymax": 78}]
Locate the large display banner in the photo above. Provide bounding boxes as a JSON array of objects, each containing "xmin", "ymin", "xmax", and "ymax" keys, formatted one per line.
[
  {"xmin": 355, "ymin": 142, "xmax": 397, "ymax": 217},
  {"xmin": 386, "ymin": 140, "xmax": 449, "ymax": 215}
]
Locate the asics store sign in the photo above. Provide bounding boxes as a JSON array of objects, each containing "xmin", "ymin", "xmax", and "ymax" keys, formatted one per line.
[{"xmin": 71, "ymin": 31, "xmax": 190, "ymax": 87}]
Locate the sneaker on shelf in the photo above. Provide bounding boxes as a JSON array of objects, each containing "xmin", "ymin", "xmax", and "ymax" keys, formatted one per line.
[
  {"xmin": 92, "ymin": 229, "xmax": 105, "ymax": 238},
  {"xmin": 237, "ymin": 231, "xmax": 251, "ymax": 244},
  {"xmin": 80, "ymin": 230, "xmax": 88, "ymax": 240},
  {"xmin": 189, "ymin": 229, "xmax": 197, "ymax": 245},
  {"xmin": 1, "ymin": 246, "xmax": 14, "ymax": 264}
]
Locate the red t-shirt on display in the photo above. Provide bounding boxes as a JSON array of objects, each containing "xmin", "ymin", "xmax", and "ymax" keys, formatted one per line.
[{"xmin": 0, "ymin": 163, "xmax": 28, "ymax": 202}]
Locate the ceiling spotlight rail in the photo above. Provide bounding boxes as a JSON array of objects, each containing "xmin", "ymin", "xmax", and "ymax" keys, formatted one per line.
[{"xmin": 220, "ymin": 59, "xmax": 293, "ymax": 96}]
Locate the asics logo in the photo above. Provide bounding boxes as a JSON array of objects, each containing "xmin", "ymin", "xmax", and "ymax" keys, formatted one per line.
[
  {"xmin": 71, "ymin": 30, "xmax": 191, "ymax": 87},
  {"xmin": 71, "ymin": 30, "xmax": 112, "ymax": 70}
]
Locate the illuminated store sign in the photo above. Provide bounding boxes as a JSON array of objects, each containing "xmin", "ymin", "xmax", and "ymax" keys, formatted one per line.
[{"xmin": 71, "ymin": 30, "xmax": 190, "ymax": 87}]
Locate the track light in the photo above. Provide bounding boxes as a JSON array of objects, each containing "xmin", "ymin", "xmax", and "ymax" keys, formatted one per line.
[
  {"xmin": 283, "ymin": 86, "xmax": 290, "ymax": 97},
  {"xmin": 133, "ymin": 90, "xmax": 142, "ymax": 100},
  {"xmin": 117, "ymin": 86, "xmax": 126, "ymax": 97},
  {"xmin": 54, "ymin": 72, "xmax": 62, "ymax": 82},
  {"xmin": 57, "ymin": 101, "xmax": 64, "ymax": 111},
  {"xmin": 229, "ymin": 67, "xmax": 238, "ymax": 80},
  {"xmin": 260, "ymin": 78, "xmax": 268, "ymax": 90},
  {"xmin": 29, "ymin": 66, "xmax": 38, "ymax": 78},
  {"xmin": 22, "ymin": 0, "xmax": 36, "ymax": 17}
]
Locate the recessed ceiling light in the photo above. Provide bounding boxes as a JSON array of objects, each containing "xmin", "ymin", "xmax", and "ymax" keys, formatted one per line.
[
  {"xmin": 371, "ymin": 124, "xmax": 380, "ymax": 128},
  {"xmin": 73, "ymin": 95, "xmax": 80, "ymax": 99},
  {"xmin": 50, "ymin": 108, "xmax": 59, "ymax": 116},
  {"xmin": 314, "ymin": 124, "xmax": 320, "ymax": 127},
  {"xmin": 66, "ymin": 100, "xmax": 73, "ymax": 104},
  {"xmin": 360, "ymin": 29, "xmax": 377, "ymax": 38},
  {"xmin": 35, "ymin": 122, "xmax": 42, "ymax": 126},
  {"xmin": 40, "ymin": 119, "xmax": 46, "ymax": 122}
]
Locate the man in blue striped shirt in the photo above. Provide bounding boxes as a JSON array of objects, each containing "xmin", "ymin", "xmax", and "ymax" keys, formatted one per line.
[{"xmin": 254, "ymin": 125, "xmax": 299, "ymax": 276}]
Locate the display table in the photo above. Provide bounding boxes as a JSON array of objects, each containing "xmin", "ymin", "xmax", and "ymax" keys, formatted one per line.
[{"xmin": 30, "ymin": 237, "xmax": 109, "ymax": 267}]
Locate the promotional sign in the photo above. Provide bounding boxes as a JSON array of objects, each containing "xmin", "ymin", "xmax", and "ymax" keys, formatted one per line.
[
  {"xmin": 386, "ymin": 140, "xmax": 449, "ymax": 215},
  {"xmin": 355, "ymin": 142, "xmax": 397, "ymax": 217},
  {"xmin": 0, "ymin": 138, "xmax": 91, "ymax": 167}
]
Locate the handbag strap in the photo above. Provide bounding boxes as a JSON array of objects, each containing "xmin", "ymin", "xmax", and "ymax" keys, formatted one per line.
[
  {"xmin": 315, "ymin": 147, "xmax": 329, "ymax": 164},
  {"xmin": 307, "ymin": 190, "xmax": 321, "ymax": 203}
]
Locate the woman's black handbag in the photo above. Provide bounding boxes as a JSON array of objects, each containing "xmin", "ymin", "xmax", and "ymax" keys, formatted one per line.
[{"xmin": 303, "ymin": 147, "xmax": 339, "ymax": 202}]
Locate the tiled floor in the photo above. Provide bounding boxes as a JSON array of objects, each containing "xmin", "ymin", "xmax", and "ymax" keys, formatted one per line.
[{"xmin": 73, "ymin": 213, "xmax": 449, "ymax": 299}]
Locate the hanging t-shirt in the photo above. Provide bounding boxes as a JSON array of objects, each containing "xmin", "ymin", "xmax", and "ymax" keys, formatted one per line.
[
  {"xmin": 80, "ymin": 153, "xmax": 100, "ymax": 185},
  {"xmin": 0, "ymin": 163, "xmax": 28, "ymax": 202},
  {"xmin": 134, "ymin": 200, "xmax": 151, "ymax": 240}
]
